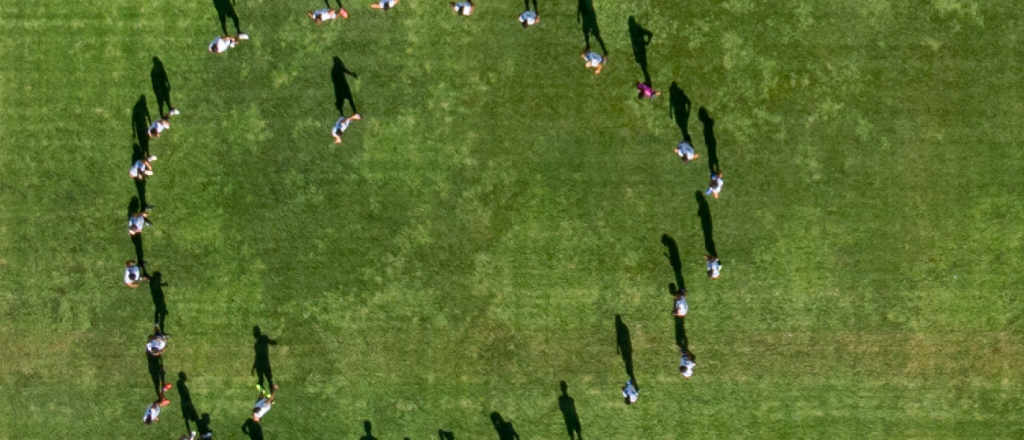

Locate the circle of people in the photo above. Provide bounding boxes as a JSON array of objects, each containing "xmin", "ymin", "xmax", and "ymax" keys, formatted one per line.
[{"xmin": 123, "ymin": 0, "xmax": 727, "ymax": 437}]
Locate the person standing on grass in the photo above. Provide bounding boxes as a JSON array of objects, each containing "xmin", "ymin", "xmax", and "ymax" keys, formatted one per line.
[
  {"xmin": 672, "ymin": 288, "xmax": 688, "ymax": 317},
  {"xmin": 621, "ymin": 378, "xmax": 639, "ymax": 404},
  {"xmin": 125, "ymin": 260, "xmax": 149, "ymax": 288},
  {"xmin": 679, "ymin": 348, "xmax": 696, "ymax": 378},
  {"xmin": 143, "ymin": 385, "xmax": 172, "ymax": 424},
  {"xmin": 705, "ymin": 171, "xmax": 724, "ymax": 199},
  {"xmin": 308, "ymin": 6, "xmax": 348, "ymax": 23},
  {"xmin": 705, "ymin": 254, "xmax": 721, "ymax": 279},
  {"xmin": 130, "ymin": 156, "xmax": 157, "ymax": 180},
  {"xmin": 147, "ymin": 109, "xmax": 179, "ymax": 138},
  {"xmin": 209, "ymin": 35, "xmax": 248, "ymax": 54},
  {"xmin": 147, "ymin": 323, "xmax": 168, "ymax": 357},
  {"xmin": 451, "ymin": 0, "xmax": 473, "ymax": 16},
  {"xmin": 582, "ymin": 50, "xmax": 606, "ymax": 75},
  {"xmin": 371, "ymin": 0, "xmax": 399, "ymax": 10},
  {"xmin": 675, "ymin": 140, "xmax": 699, "ymax": 163},
  {"xmin": 129, "ymin": 211, "xmax": 152, "ymax": 236},
  {"xmin": 252, "ymin": 385, "xmax": 278, "ymax": 423},
  {"xmin": 636, "ymin": 81, "xmax": 660, "ymax": 99},
  {"xmin": 519, "ymin": 9, "xmax": 538, "ymax": 28},
  {"xmin": 332, "ymin": 113, "xmax": 362, "ymax": 144}
]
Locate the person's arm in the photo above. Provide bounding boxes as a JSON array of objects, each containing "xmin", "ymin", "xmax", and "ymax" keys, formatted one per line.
[
  {"xmin": 643, "ymin": 29, "xmax": 653, "ymax": 45},
  {"xmin": 268, "ymin": 337, "xmax": 277, "ymax": 345}
]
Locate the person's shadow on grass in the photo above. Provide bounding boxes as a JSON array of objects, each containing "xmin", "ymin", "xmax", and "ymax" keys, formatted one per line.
[
  {"xmin": 177, "ymin": 372, "xmax": 200, "ymax": 432},
  {"xmin": 197, "ymin": 413, "xmax": 214, "ymax": 439},
  {"xmin": 695, "ymin": 191, "xmax": 717, "ymax": 257},
  {"xmin": 331, "ymin": 57, "xmax": 359, "ymax": 115},
  {"xmin": 360, "ymin": 420, "xmax": 379, "ymax": 440},
  {"xmin": 614, "ymin": 314, "xmax": 634, "ymax": 382},
  {"xmin": 627, "ymin": 16, "xmax": 654, "ymax": 84},
  {"xmin": 438, "ymin": 429, "xmax": 456, "ymax": 439},
  {"xmin": 490, "ymin": 412, "xmax": 520, "ymax": 440},
  {"xmin": 151, "ymin": 57, "xmax": 173, "ymax": 116},
  {"xmin": 241, "ymin": 418, "xmax": 264, "ymax": 440},
  {"xmin": 577, "ymin": 0, "xmax": 605, "ymax": 55},
  {"xmin": 698, "ymin": 107, "xmax": 720, "ymax": 174},
  {"xmin": 131, "ymin": 95, "xmax": 151, "ymax": 155},
  {"xmin": 213, "ymin": 0, "xmax": 243, "ymax": 35},
  {"xmin": 252, "ymin": 326, "xmax": 277, "ymax": 390},
  {"xmin": 557, "ymin": 381, "xmax": 583, "ymax": 440},
  {"xmin": 668, "ymin": 82, "xmax": 692, "ymax": 143},
  {"xmin": 523, "ymin": 0, "xmax": 538, "ymax": 13},
  {"xmin": 661, "ymin": 234, "xmax": 686, "ymax": 290},
  {"xmin": 145, "ymin": 349, "xmax": 166, "ymax": 399},
  {"xmin": 149, "ymin": 272, "xmax": 169, "ymax": 333}
]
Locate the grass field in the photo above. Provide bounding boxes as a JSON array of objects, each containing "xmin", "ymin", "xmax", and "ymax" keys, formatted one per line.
[{"xmin": 2, "ymin": 0, "xmax": 1024, "ymax": 438}]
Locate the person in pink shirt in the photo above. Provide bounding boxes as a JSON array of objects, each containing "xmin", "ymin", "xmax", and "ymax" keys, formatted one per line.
[{"xmin": 636, "ymin": 81, "xmax": 660, "ymax": 100}]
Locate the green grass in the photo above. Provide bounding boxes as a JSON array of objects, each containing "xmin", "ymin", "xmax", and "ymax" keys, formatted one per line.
[{"xmin": 2, "ymin": 0, "xmax": 1023, "ymax": 438}]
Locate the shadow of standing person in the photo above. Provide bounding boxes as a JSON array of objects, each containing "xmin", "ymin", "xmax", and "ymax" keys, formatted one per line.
[
  {"xmin": 614, "ymin": 314, "xmax": 634, "ymax": 382},
  {"xmin": 523, "ymin": 0, "xmax": 538, "ymax": 13},
  {"xmin": 252, "ymin": 326, "xmax": 277, "ymax": 391},
  {"xmin": 660, "ymin": 234, "xmax": 686, "ymax": 290},
  {"xmin": 213, "ymin": 0, "xmax": 243, "ymax": 35},
  {"xmin": 151, "ymin": 57, "xmax": 173, "ymax": 116},
  {"xmin": 668, "ymin": 82, "xmax": 692, "ymax": 143},
  {"xmin": 490, "ymin": 412, "xmax": 520, "ymax": 440},
  {"xmin": 177, "ymin": 372, "xmax": 200, "ymax": 432},
  {"xmin": 577, "ymin": 0, "xmax": 605, "ymax": 55},
  {"xmin": 438, "ymin": 429, "xmax": 456, "ymax": 439},
  {"xmin": 197, "ymin": 413, "xmax": 214, "ymax": 439},
  {"xmin": 149, "ymin": 272, "xmax": 169, "ymax": 333},
  {"xmin": 146, "ymin": 350, "xmax": 166, "ymax": 399},
  {"xmin": 131, "ymin": 95, "xmax": 152, "ymax": 155},
  {"xmin": 698, "ymin": 107, "xmax": 719, "ymax": 174},
  {"xmin": 627, "ymin": 16, "xmax": 654, "ymax": 84},
  {"xmin": 695, "ymin": 191, "xmax": 717, "ymax": 257},
  {"xmin": 331, "ymin": 57, "xmax": 359, "ymax": 115},
  {"xmin": 557, "ymin": 381, "xmax": 583, "ymax": 440},
  {"xmin": 360, "ymin": 420, "xmax": 379, "ymax": 440},
  {"xmin": 241, "ymin": 418, "xmax": 264, "ymax": 440}
]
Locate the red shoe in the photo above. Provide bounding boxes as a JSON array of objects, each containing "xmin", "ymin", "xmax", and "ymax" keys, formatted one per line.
[
  {"xmin": 160, "ymin": 399, "xmax": 171, "ymax": 406},
  {"xmin": 340, "ymin": 8, "xmax": 349, "ymax": 18},
  {"xmin": 163, "ymin": 383, "xmax": 173, "ymax": 391}
]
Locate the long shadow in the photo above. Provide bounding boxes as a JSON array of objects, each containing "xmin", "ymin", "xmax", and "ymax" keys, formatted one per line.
[
  {"xmin": 213, "ymin": 0, "xmax": 243, "ymax": 35},
  {"xmin": 490, "ymin": 412, "xmax": 520, "ymax": 440},
  {"xmin": 131, "ymin": 95, "xmax": 151, "ymax": 155},
  {"xmin": 177, "ymin": 372, "xmax": 200, "ymax": 432},
  {"xmin": 614, "ymin": 315, "xmax": 634, "ymax": 382},
  {"xmin": 695, "ymin": 192, "xmax": 717, "ymax": 257},
  {"xmin": 660, "ymin": 234, "xmax": 685, "ymax": 290},
  {"xmin": 252, "ymin": 326, "xmax": 277, "ymax": 390},
  {"xmin": 360, "ymin": 420, "xmax": 379, "ymax": 440},
  {"xmin": 331, "ymin": 57, "xmax": 359, "ymax": 115},
  {"xmin": 698, "ymin": 107, "xmax": 719, "ymax": 174},
  {"xmin": 439, "ymin": 429, "xmax": 456, "ymax": 439},
  {"xmin": 197, "ymin": 413, "xmax": 214, "ymax": 439},
  {"xmin": 577, "ymin": 0, "xmax": 605, "ymax": 55},
  {"xmin": 241, "ymin": 418, "xmax": 264, "ymax": 440},
  {"xmin": 558, "ymin": 381, "xmax": 583, "ymax": 440},
  {"xmin": 627, "ymin": 16, "xmax": 654, "ymax": 83},
  {"xmin": 149, "ymin": 272, "xmax": 169, "ymax": 333},
  {"xmin": 523, "ymin": 0, "xmax": 538, "ymax": 12},
  {"xmin": 151, "ymin": 57, "xmax": 173, "ymax": 116},
  {"xmin": 145, "ymin": 350, "xmax": 166, "ymax": 400},
  {"xmin": 668, "ymin": 82, "xmax": 692, "ymax": 142}
]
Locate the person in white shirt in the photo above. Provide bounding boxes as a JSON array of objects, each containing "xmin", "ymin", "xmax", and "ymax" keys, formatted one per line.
[
  {"xmin": 125, "ymin": 260, "xmax": 148, "ymax": 288},
  {"xmin": 130, "ymin": 156, "xmax": 157, "ymax": 180},
  {"xmin": 621, "ymin": 379, "xmax": 638, "ymax": 405},
  {"xmin": 675, "ymin": 141, "xmax": 699, "ymax": 163},
  {"xmin": 147, "ymin": 109, "xmax": 179, "ymax": 138},
  {"xmin": 142, "ymin": 391, "xmax": 171, "ymax": 425},
  {"xmin": 705, "ymin": 254, "xmax": 721, "ymax": 279},
  {"xmin": 451, "ymin": 0, "xmax": 473, "ymax": 16},
  {"xmin": 519, "ymin": 10, "xmax": 538, "ymax": 28},
  {"xmin": 705, "ymin": 171, "xmax": 724, "ymax": 199},
  {"xmin": 129, "ymin": 211, "xmax": 152, "ymax": 235},
  {"xmin": 371, "ymin": 0, "xmax": 399, "ymax": 10},
  {"xmin": 208, "ymin": 34, "xmax": 248, "ymax": 54},
  {"xmin": 679, "ymin": 349, "xmax": 696, "ymax": 378},
  {"xmin": 147, "ymin": 324, "xmax": 168, "ymax": 357},
  {"xmin": 672, "ymin": 288, "xmax": 688, "ymax": 317},
  {"xmin": 581, "ymin": 51, "xmax": 606, "ymax": 75},
  {"xmin": 308, "ymin": 6, "xmax": 348, "ymax": 23},
  {"xmin": 252, "ymin": 385, "xmax": 278, "ymax": 422},
  {"xmin": 332, "ymin": 113, "xmax": 362, "ymax": 144}
]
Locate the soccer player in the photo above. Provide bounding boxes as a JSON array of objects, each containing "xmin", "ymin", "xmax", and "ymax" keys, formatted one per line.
[
  {"xmin": 147, "ymin": 110, "xmax": 179, "ymax": 138},
  {"xmin": 308, "ymin": 6, "xmax": 348, "ymax": 23},
  {"xmin": 705, "ymin": 254, "xmax": 721, "ymax": 280},
  {"xmin": 636, "ymin": 81, "xmax": 660, "ymax": 99},
  {"xmin": 147, "ymin": 324, "xmax": 168, "ymax": 357},
  {"xmin": 371, "ymin": 0, "xmax": 399, "ymax": 10},
  {"xmin": 679, "ymin": 349, "xmax": 696, "ymax": 378},
  {"xmin": 451, "ymin": 0, "xmax": 473, "ymax": 15},
  {"xmin": 209, "ymin": 34, "xmax": 248, "ymax": 54},
  {"xmin": 705, "ymin": 171, "xmax": 724, "ymax": 199},
  {"xmin": 252, "ymin": 385, "xmax": 278, "ymax": 422},
  {"xmin": 518, "ymin": 10, "xmax": 538, "ymax": 28},
  {"xmin": 332, "ymin": 113, "xmax": 362, "ymax": 144},
  {"xmin": 582, "ymin": 51, "xmax": 606, "ymax": 75},
  {"xmin": 125, "ymin": 260, "xmax": 148, "ymax": 288},
  {"xmin": 675, "ymin": 140, "xmax": 699, "ymax": 163},
  {"xmin": 621, "ymin": 379, "xmax": 638, "ymax": 405},
  {"xmin": 128, "ymin": 211, "xmax": 152, "ymax": 236},
  {"xmin": 130, "ymin": 156, "xmax": 157, "ymax": 180},
  {"xmin": 672, "ymin": 288, "xmax": 688, "ymax": 317},
  {"xmin": 142, "ymin": 386, "xmax": 172, "ymax": 425}
]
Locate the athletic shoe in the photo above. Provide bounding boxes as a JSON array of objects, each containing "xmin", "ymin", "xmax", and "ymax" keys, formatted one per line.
[
  {"xmin": 169, "ymin": 109, "xmax": 179, "ymax": 116},
  {"xmin": 340, "ymin": 8, "xmax": 349, "ymax": 18},
  {"xmin": 163, "ymin": 383, "xmax": 173, "ymax": 391},
  {"xmin": 237, "ymin": 33, "xmax": 249, "ymax": 40},
  {"xmin": 160, "ymin": 399, "xmax": 171, "ymax": 405}
]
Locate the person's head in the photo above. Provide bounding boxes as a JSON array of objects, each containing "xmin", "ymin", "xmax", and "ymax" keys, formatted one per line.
[
  {"xmin": 129, "ymin": 225, "xmax": 139, "ymax": 234},
  {"xmin": 127, "ymin": 260, "xmax": 136, "ymax": 267},
  {"xmin": 679, "ymin": 365, "xmax": 689, "ymax": 375},
  {"xmin": 144, "ymin": 413, "xmax": 154, "ymax": 424},
  {"xmin": 624, "ymin": 396, "xmax": 633, "ymax": 405},
  {"xmin": 252, "ymin": 408, "xmax": 261, "ymax": 422},
  {"xmin": 521, "ymin": 20, "xmax": 529, "ymax": 28}
]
